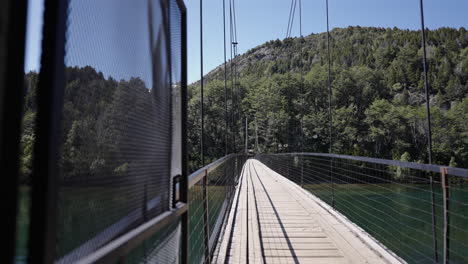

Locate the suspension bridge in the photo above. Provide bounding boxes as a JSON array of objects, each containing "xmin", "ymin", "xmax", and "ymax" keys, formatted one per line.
[
  {"xmin": 2, "ymin": 0, "xmax": 468, "ymax": 264},
  {"xmin": 191, "ymin": 0, "xmax": 468, "ymax": 262}
]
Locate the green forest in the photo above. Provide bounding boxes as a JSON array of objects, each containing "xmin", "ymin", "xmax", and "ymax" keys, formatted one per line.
[
  {"xmin": 18, "ymin": 26, "xmax": 468, "ymax": 180},
  {"xmin": 188, "ymin": 26, "xmax": 468, "ymax": 171},
  {"xmin": 20, "ymin": 66, "xmax": 172, "ymax": 182}
]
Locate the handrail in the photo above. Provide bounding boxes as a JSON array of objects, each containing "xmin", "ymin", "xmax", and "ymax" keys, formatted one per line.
[
  {"xmin": 59, "ymin": 154, "xmax": 237, "ymax": 263},
  {"xmin": 186, "ymin": 153, "xmax": 247, "ymax": 263},
  {"xmin": 273, "ymin": 152, "xmax": 468, "ymax": 178},
  {"xmin": 257, "ymin": 153, "xmax": 468, "ymax": 263},
  {"xmin": 76, "ymin": 203, "xmax": 187, "ymax": 264},
  {"xmin": 188, "ymin": 154, "xmax": 235, "ymax": 188},
  {"xmin": 57, "ymin": 195, "xmax": 164, "ymax": 264}
]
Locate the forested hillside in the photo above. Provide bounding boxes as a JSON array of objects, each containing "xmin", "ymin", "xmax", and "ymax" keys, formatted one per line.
[
  {"xmin": 20, "ymin": 67, "xmax": 168, "ymax": 183},
  {"xmin": 17, "ymin": 27, "xmax": 468, "ymax": 179},
  {"xmin": 188, "ymin": 26, "xmax": 468, "ymax": 171}
]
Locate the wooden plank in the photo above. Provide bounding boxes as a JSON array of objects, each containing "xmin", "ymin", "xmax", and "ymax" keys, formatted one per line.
[
  {"xmin": 262, "ymin": 243, "xmax": 336, "ymax": 250},
  {"xmin": 263, "ymin": 249, "xmax": 343, "ymax": 258},
  {"xmin": 213, "ymin": 162, "xmax": 246, "ymax": 263},
  {"xmin": 263, "ymin": 257, "xmax": 347, "ymax": 264},
  {"xmin": 247, "ymin": 164, "xmax": 264, "ymax": 263},
  {"xmin": 237, "ymin": 167, "xmax": 248, "ymax": 264},
  {"xmin": 261, "ymin": 232, "xmax": 328, "ymax": 238},
  {"xmin": 258, "ymin": 227, "xmax": 323, "ymax": 233},
  {"xmin": 262, "ymin": 237, "xmax": 333, "ymax": 244}
]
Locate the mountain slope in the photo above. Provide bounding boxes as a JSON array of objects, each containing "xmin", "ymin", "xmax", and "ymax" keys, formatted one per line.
[{"xmin": 188, "ymin": 26, "xmax": 468, "ymax": 170}]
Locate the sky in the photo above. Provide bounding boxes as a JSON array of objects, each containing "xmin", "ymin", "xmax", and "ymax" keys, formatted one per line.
[
  {"xmin": 25, "ymin": 0, "xmax": 169, "ymax": 87},
  {"xmin": 24, "ymin": 0, "xmax": 44, "ymax": 74},
  {"xmin": 185, "ymin": 0, "xmax": 468, "ymax": 83},
  {"xmin": 25, "ymin": 0, "xmax": 468, "ymax": 84}
]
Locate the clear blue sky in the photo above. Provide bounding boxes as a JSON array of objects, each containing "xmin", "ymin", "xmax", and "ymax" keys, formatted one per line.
[
  {"xmin": 24, "ymin": 0, "xmax": 44, "ymax": 74},
  {"xmin": 186, "ymin": 0, "xmax": 467, "ymax": 83},
  {"xmin": 25, "ymin": 0, "xmax": 468, "ymax": 84}
]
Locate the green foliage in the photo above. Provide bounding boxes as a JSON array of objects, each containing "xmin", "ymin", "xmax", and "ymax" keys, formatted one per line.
[
  {"xmin": 395, "ymin": 152, "xmax": 411, "ymax": 180},
  {"xmin": 19, "ymin": 111, "xmax": 36, "ymax": 182},
  {"xmin": 21, "ymin": 66, "xmax": 170, "ymax": 180},
  {"xmin": 189, "ymin": 26, "xmax": 468, "ymax": 169},
  {"xmin": 18, "ymin": 26, "xmax": 468, "ymax": 180}
]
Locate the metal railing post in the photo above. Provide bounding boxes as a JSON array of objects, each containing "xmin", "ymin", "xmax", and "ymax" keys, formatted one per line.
[
  {"xmin": 225, "ymin": 163, "xmax": 231, "ymax": 203},
  {"xmin": 441, "ymin": 167, "xmax": 450, "ymax": 264},
  {"xmin": 300, "ymin": 155, "xmax": 304, "ymax": 188},
  {"xmin": 202, "ymin": 170, "xmax": 210, "ymax": 263},
  {"xmin": 1, "ymin": 0, "xmax": 28, "ymax": 262},
  {"xmin": 28, "ymin": 0, "xmax": 68, "ymax": 262},
  {"xmin": 429, "ymin": 173, "xmax": 439, "ymax": 263},
  {"xmin": 330, "ymin": 157, "xmax": 335, "ymax": 209},
  {"xmin": 179, "ymin": 1, "xmax": 189, "ymax": 262}
]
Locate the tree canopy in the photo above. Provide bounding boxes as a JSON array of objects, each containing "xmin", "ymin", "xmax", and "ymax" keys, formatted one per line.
[{"xmin": 188, "ymin": 26, "xmax": 468, "ymax": 170}]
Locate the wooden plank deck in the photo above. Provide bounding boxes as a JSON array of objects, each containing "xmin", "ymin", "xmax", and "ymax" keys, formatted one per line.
[{"xmin": 214, "ymin": 159, "xmax": 404, "ymax": 264}]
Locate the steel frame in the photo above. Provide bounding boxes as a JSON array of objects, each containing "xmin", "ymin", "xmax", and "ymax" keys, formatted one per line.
[
  {"xmin": 1, "ymin": 0, "xmax": 29, "ymax": 263},
  {"xmin": 25, "ymin": 0, "xmax": 189, "ymax": 263}
]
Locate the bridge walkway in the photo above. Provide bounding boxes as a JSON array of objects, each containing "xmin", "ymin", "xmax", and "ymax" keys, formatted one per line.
[{"xmin": 214, "ymin": 159, "xmax": 402, "ymax": 264}]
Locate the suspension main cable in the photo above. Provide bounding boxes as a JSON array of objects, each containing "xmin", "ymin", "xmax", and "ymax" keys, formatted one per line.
[
  {"xmin": 286, "ymin": 0, "xmax": 295, "ymax": 38},
  {"xmin": 200, "ymin": 0, "xmax": 205, "ymax": 166},
  {"xmin": 223, "ymin": 0, "xmax": 228, "ymax": 155},
  {"xmin": 229, "ymin": 0, "xmax": 235, "ymax": 152},
  {"xmin": 230, "ymin": 0, "xmax": 240, "ymax": 152},
  {"xmin": 299, "ymin": 0, "xmax": 304, "ymax": 149},
  {"xmin": 231, "ymin": 0, "xmax": 238, "ymax": 43},
  {"xmin": 289, "ymin": 0, "xmax": 298, "ymax": 38},
  {"xmin": 418, "ymin": 1, "xmax": 438, "ymax": 262},
  {"xmin": 325, "ymin": 0, "xmax": 335, "ymax": 208},
  {"xmin": 299, "ymin": 0, "xmax": 304, "ymax": 186},
  {"xmin": 326, "ymin": 0, "xmax": 332, "ymax": 155},
  {"xmin": 419, "ymin": 0, "xmax": 433, "ymax": 165}
]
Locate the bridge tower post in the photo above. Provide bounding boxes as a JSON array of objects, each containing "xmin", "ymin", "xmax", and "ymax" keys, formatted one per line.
[{"xmin": 245, "ymin": 116, "xmax": 248, "ymax": 153}]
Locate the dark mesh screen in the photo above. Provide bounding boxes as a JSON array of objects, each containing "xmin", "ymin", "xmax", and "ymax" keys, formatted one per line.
[
  {"xmin": 14, "ymin": 1, "xmax": 44, "ymax": 262},
  {"xmin": 169, "ymin": 0, "xmax": 183, "ymax": 192},
  {"xmin": 55, "ymin": 0, "xmax": 182, "ymax": 261},
  {"xmin": 0, "ymin": 0, "xmax": 6, "ymax": 113}
]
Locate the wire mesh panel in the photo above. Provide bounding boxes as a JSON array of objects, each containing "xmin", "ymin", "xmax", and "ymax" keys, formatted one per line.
[
  {"xmin": 124, "ymin": 218, "xmax": 181, "ymax": 264},
  {"xmin": 257, "ymin": 153, "xmax": 468, "ymax": 264},
  {"xmin": 53, "ymin": 0, "xmax": 184, "ymax": 262},
  {"xmin": 187, "ymin": 154, "xmax": 248, "ymax": 263},
  {"xmin": 207, "ymin": 155, "xmax": 241, "ymax": 247},
  {"xmin": 188, "ymin": 180, "xmax": 205, "ymax": 263}
]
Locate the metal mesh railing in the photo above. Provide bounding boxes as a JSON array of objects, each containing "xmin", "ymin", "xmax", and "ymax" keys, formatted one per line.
[
  {"xmin": 187, "ymin": 154, "xmax": 248, "ymax": 263},
  {"xmin": 256, "ymin": 153, "xmax": 468, "ymax": 264},
  {"xmin": 124, "ymin": 217, "xmax": 181, "ymax": 264}
]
